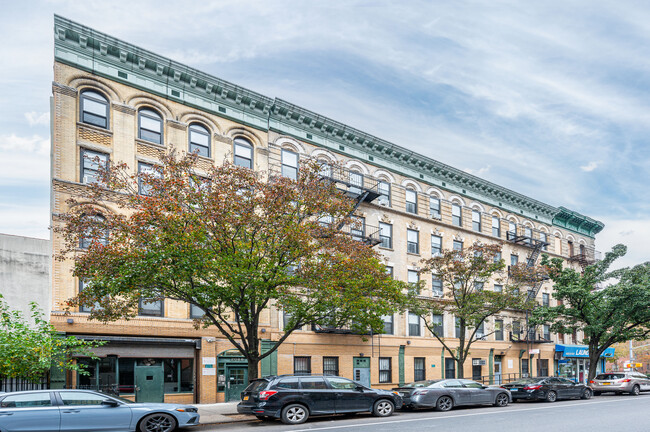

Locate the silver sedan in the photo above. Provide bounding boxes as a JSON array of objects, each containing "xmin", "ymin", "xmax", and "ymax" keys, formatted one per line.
[
  {"xmin": 395, "ymin": 379, "xmax": 511, "ymax": 411},
  {"xmin": 0, "ymin": 389, "xmax": 199, "ymax": 432}
]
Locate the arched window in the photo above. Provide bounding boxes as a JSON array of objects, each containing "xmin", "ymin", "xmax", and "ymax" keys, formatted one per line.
[
  {"xmin": 234, "ymin": 137, "xmax": 253, "ymax": 168},
  {"xmin": 138, "ymin": 108, "xmax": 163, "ymax": 144},
  {"xmin": 79, "ymin": 214, "xmax": 108, "ymax": 249},
  {"xmin": 188, "ymin": 123, "xmax": 210, "ymax": 157},
  {"xmin": 80, "ymin": 90, "xmax": 109, "ymax": 129}
]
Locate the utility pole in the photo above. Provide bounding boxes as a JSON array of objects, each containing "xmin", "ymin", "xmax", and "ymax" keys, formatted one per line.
[{"xmin": 629, "ymin": 340, "xmax": 633, "ymax": 369}]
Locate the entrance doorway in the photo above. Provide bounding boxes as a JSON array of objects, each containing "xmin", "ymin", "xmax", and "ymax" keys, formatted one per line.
[
  {"xmin": 353, "ymin": 357, "xmax": 371, "ymax": 387},
  {"xmin": 135, "ymin": 365, "xmax": 164, "ymax": 403},
  {"xmin": 226, "ymin": 367, "xmax": 248, "ymax": 402},
  {"xmin": 494, "ymin": 357, "xmax": 502, "ymax": 385}
]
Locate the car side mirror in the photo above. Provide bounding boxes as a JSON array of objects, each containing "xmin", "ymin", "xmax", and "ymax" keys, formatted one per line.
[
  {"xmin": 102, "ymin": 399, "xmax": 119, "ymax": 407},
  {"xmin": 355, "ymin": 385, "xmax": 364, "ymax": 392},
  {"xmin": 482, "ymin": 385, "xmax": 489, "ymax": 389}
]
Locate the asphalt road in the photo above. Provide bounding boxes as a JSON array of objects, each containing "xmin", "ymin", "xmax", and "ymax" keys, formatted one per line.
[{"xmin": 188, "ymin": 394, "xmax": 650, "ymax": 432}]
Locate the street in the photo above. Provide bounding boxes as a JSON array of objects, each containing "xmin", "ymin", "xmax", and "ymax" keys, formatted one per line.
[{"xmin": 189, "ymin": 394, "xmax": 650, "ymax": 432}]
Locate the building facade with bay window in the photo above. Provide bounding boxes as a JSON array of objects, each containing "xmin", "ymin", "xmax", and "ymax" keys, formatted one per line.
[{"xmin": 49, "ymin": 16, "xmax": 604, "ymax": 403}]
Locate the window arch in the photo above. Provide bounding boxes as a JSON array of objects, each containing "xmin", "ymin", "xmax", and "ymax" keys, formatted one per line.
[
  {"xmin": 233, "ymin": 137, "xmax": 253, "ymax": 169},
  {"xmin": 80, "ymin": 90, "xmax": 109, "ymax": 129},
  {"xmin": 188, "ymin": 123, "xmax": 211, "ymax": 157},
  {"xmin": 79, "ymin": 214, "xmax": 108, "ymax": 249},
  {"xmin": 138, "ymin": 108, "xmax": 163, "ymax": 145}
]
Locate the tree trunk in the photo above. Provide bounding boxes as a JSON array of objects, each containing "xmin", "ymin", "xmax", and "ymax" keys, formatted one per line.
[
  {"xmin": 247, "ymin": 357, "xmax": 259, "ymax": 383},
  {"xmin": 456, "ymin": 346, "xmax": 465, "ymax": 379},
  {"xmin": 587, "ymin": 340, "xmax": 603, "ymax": 384}
]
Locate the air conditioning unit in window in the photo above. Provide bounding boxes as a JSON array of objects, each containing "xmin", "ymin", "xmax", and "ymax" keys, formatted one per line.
[
  {"xmin": 431, "ymin": 292, "xmax": 443, "ymax": 298},
  {"xmin": 430, "ymin": 213, "xmax": 442, "ymax": 220}
]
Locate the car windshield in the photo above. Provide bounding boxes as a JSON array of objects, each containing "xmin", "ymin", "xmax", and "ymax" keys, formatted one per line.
[
  {"xmin": 595, "ymin": 373, "xmax": 625, "ymax": 380},
  {"xmin": 403, "ymin": 380, "xmax": 441, "ymax": 388},
  {"xmin": 508, "ymin": 378, "xmax": 541, "ymax": 385},
  {"xmin": 245, "ymin": 380, "xmax": 269, "ymax": 392}
]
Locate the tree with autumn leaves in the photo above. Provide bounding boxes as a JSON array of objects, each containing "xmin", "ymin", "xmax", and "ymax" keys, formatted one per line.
[
  {"xmin": 408, "ymin": 243, "xmax": 536, "ymax": 379},
  {"xmin": 57, "ymin": 152, "xmax": 407, "ymax": 381}
]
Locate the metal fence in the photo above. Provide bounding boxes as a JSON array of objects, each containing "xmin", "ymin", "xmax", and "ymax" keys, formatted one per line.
[{"xmin": 0, "ymin": 375, "xmax": 49, "ymax": 393}]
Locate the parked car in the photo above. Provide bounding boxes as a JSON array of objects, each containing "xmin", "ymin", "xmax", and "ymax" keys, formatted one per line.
[
  {"xmin": 393, "ymin": 379, "xmax": 511, "ymax": 411},
  {"xmin": 237, "ymin": 374, "xmax": 402, "ymax": 425},
  {"xmin": 501, "ymin": 377, "xmax": 592, "ymax": 402},
  {"xmin": 590, "ymin": 372, "xmax": 650, "ymax": 396},
  {"xmin": 0, "ymin": 389, "xmax": 199, "ymax": 432}
]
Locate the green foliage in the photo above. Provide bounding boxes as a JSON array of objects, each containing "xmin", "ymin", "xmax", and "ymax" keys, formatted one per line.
[
  {"xmin": 532, "ymin": 245, "xmax": 650, "ymax": 380},
  {"xmin": 408, "ymin": 243, "xmax": 535, "ymax": 378},
  {"xmin": 57, "ymin": 152, "xmax": 408, "ymax": 380},
  {"xmin": 0, "ymin": 295, "xmax": 102, "ymax": 381}
]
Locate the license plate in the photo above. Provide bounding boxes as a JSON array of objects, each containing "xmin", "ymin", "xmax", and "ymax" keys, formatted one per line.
[
  {"xmin": 243, "ymin": 396, "xmax": 249, "ymax": 400},
  {"xmin": 510, "ymin": 388, "xmax": 518, "ymax": 392},
  {"xmin": 602, "ymin": 383, "xmax": 610, "ymax": 386}
]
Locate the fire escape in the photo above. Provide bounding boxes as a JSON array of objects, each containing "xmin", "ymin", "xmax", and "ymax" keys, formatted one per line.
[
  {"xmin": 568, "ymin": 243, "xmax": 601, "ymax": 268},
  {"xmin": 507, "ymin": 228, "xmax": 551, "ymax": 366},
  {"xmin": 312, "ymin": 163, "xmax": 383, "ymax": 334},
  {"xmin": 317, "ymin": 164, "xmax": 382, "ymax": 247}
]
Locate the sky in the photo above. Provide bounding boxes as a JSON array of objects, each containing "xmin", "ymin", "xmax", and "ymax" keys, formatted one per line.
[{"xmin": 0, "ymin": 0, "xmax": 648, "ymax": 269}]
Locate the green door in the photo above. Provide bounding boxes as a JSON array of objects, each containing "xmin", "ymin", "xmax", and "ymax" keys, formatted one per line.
[
  {"xmin": 135, "ymin": 365, "xmax": 164, "ymax": 403},
  {"xmin": 226, "ymin": 367, "xmax": 248, "ymax": 402}
]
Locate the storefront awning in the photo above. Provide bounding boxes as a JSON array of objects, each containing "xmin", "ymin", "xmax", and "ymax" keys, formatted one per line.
[{"xmin": 555, "ymin": 344, "xmax": 615, "ymax": 358}]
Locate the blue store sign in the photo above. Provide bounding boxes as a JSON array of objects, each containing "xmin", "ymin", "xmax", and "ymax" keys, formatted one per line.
[{"xmin": 555, "ymin": 344, "xmax": 615, "ymax": 358}]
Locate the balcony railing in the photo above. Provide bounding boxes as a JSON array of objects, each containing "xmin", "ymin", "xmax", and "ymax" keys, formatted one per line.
[
  {"xmin": 311, "ymin": 323, "xmax": 370, "ymax": 335},
  {"xmin": 568, "ymin": 245, "xmax": 601, "ymax": 267},
  {"xmin": 509, "ymin": 331, "xmax": 552, "ymax": 344},
  {"xmin": 318, "ymin": 164, "xmax": 381, "ymax": 204},
  {"xmin": 317, "ymin": 222, "xmax": 381, "ymax": 246}
]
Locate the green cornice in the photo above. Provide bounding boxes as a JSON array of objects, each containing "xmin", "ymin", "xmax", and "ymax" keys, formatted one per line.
[
  {"xmin": 53, "ymin": 15, "xmax": 604, "ymax": 238},
  {"xmin": 553, "ymin": 207, "xmax": 604, "ymax": 238},
  {"xmin": 53, "ymin": 15, "xmax": 274, "ymax": 132}
]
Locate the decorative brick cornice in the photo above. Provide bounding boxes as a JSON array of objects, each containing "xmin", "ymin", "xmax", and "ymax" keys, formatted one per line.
[
  {"xmin": 113, "ymin": 103, "xmax": 136, "ymax": 115},
  {"xmin": 167, "ymin": 119, "xmax": 187, "ymax": 131},
  {"xmin": 52, "ymin": 81, "xmax": 78, "ymax": 97}
]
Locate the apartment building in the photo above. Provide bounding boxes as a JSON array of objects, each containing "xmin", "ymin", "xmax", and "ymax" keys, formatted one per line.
[{"xmin": 49, "ymin": 16, "xmax": 604, "ymax": 403}]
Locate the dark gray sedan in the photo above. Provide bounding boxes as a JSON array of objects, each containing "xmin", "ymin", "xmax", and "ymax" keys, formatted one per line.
[{"xmin": 394, "ymin": 379, "xmax": 511, "ymax": 411}]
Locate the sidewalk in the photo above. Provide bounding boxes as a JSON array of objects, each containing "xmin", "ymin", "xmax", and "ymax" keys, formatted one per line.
[{"xmin": 195, "ymin": 401, "xmax": 255, "ymax": 424}]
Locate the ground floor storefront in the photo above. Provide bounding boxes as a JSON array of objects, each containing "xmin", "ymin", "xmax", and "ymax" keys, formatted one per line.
[
  {"xmin": 555, "ymin": 344, "xmax": 615, "ymax": 383},
  {"xmin": 54, "ymin": 332, "xmax": 557, "ymax": 403}
]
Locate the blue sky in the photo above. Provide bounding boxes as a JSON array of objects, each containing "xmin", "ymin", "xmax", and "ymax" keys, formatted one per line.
[{"xmin": 0, "ymin": 1, "xmax": 648, "ymax": 268}]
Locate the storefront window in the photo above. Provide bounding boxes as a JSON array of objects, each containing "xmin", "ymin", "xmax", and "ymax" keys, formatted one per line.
[{"xmin": 76, "ymin": 357, "xmax": 193, "ymax": 395}]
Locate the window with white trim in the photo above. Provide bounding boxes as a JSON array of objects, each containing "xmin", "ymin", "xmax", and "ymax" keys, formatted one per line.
[
  {"xmin": 472, "ymin": 210, "xmax": 481, "ymax": 232},
  {"xmin": 138, "ymin": 108, "xmax": 163, "ymax": 144},
  {"xmin": 281, "ymin": 149, "xmax": 298, "ymax": 180},
  {"xmin": 408, "ymin": 312, "xmax": 421, "ymax": 336},
  {"xmin": 429, "ymin": 197, "xmax": 441, "ymax": 219},
  {"xmin": 379, "ymin": 222, "xmax": 392, "ymax": 249},
  {"xmin": 492, "ymin": 216, "xmax": 501, "ymax": 237},
  {"xmin": 378, "ymin": 180, "xmax": 391, "ymax": 206},
  {"xmin": 189, "ymin": 124, "xmax": 210, "ymax": 157},
  {"xmin": 431, "ymin": 235, "xmax": 442, "ymax": 256},
  {"xmin": 405, "ymin": 189, "xmax": 418, "ymax": 214},
  {"xmin": 80, "ymin": 90, "xmax": 109, "ymax": 129},
  {"xmin": 407, "ymin": 229, "xmax": 419, "ymax": 254},
  {"xmin": 452, "ymin": 204, "xmax": 462, "ymax": 226},
  {"xmin": 80, "ymin": 149, "xmax": 109, "ymax": 185}
]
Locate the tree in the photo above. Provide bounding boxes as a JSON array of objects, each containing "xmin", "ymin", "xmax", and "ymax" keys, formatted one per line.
[
  {"xmin": 57, "ymin": 152, "xmax": 407, "ymax": 381},
  {"xmin": 532, "ymin": 245, "xmax": 650, "ymax": 382},
  {"xmin": 408, "ymin": 243, "xmax": 533, "ymax": 379},
  {"xmin": 0, "ymin": 294, "xmax": 101, "ymax": 381}
]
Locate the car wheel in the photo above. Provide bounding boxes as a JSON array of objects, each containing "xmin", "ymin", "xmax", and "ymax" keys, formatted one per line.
[
  {"xmin": 139, "ymin": 413, "xmax": 177, "ymax": 432},
  {"xmin": 436, "ymin": 396, "xmax": 453, "ymax": 412},
  {"xmin": 630, "ymin": 385, "xmax": 640, "ymax": 396},
  {"xmin": 593, "ymin": 391, "xmax": 601, "ymax": 396},
  {"xmin": 545, "ymin": 390, "xmax": 557, "ymax": 403},
  {"xmin": 494, "ymin": 393, "xmax": 509, "ymax": 407},
  {"xmin": 281, "ymin": 404, "xmax": 309, "ymax": 425},
  {"xmin": 581, "ymin": 389, "xmax": 593, "ymax": 399},
  {"xmin": 373, "ymin": 399, "xmax": 395, "ymax": 417}
]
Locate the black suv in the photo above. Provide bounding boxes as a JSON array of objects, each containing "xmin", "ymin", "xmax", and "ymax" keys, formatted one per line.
[{"xmin": 237, "ymin": 375, "xmax": 402, "ymax": 424}]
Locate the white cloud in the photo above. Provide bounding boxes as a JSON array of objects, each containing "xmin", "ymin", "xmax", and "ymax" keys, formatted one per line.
[
  {"xmin": 24, "ymin": 111, "xmax": 49, "ymax": 127},
  {"xmin": 580, "ymin": 161, "xmax": 599, "ymax": 172},
  {"xmin": 463, "ymin": 165, "xmax": 491, "ymax": 176},
  {"xmin": 0, "ymin": 203, "xmax": 50, "ymax": 240},
  {"xmin": 0, "ymin": 134, "xmax": 50, "ymax": 155},
  {"xmin": 594, "ymin": 217, "xmax": 650, "ymax": 270}
]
